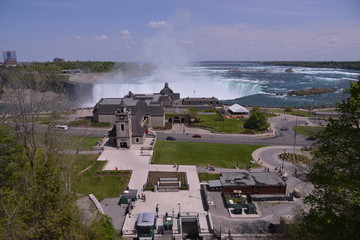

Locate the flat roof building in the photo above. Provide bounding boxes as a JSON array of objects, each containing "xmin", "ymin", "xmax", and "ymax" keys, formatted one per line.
[{"xmin": 213, "ymin": 172, "xmax": 286, "ymax": 195}]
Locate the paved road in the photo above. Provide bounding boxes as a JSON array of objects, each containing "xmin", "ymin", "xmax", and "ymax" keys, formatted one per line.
[
  {"xmin": 252, "ymin": 146, "xmax": 302, "ymax": 174},
  {"xmin": 156, "ymin": 127, "xmax": 310, "ymax": 146},
  {"xmin": 36, "ymin": 111, "xmax": 316, "ymax": 147}
]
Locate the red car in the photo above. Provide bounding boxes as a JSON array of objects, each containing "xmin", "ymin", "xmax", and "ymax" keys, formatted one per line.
[{"xmin": 192, "ymin": 134, "xmax": 202, "ymax": 138}]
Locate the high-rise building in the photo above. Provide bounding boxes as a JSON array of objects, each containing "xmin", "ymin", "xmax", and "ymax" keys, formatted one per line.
[{"xmin": 3, "ymin": 50, "xmax": 17, "ymax": 66}]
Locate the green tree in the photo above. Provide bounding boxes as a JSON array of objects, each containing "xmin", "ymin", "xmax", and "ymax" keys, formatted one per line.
[
  {"xmin": 284, "ymin": 106, "xmax": 293, "ymax": 112},
  {"xmin": 244, "ymin": 111, "xmax": 270, "ymax": 131},
  {"xmin": 0, "ymin": 75, "xmax": 117, "ymax": 239},
  {"xmin": 87, "ymin": 215, "xmax": 116, "ymax": 240},
  {"xmin": 302, "ymin": 79, "xmax": 360, "ymax": 239},
  {"xmin": 250, "ymin": 106, "xmax": 260, "ymax": 113},
  {"xmin": 187, "ymin": 108, "xmax": 198, "ymax": 119}
]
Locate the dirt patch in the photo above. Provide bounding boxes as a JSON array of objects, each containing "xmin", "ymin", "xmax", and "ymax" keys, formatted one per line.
[
  {"xmin": 77, "ymin": 165, "xmax": 93, "ymax": 176},
  {"xmin": 76, "ymin": 194, "xmax": 101, "ymax": 226}
]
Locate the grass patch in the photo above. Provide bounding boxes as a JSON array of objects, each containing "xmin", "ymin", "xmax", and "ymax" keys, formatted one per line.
[
  {"xmin": 34, "ymin": 133, "xmax": 101, "ymax": 151},
  {"xmin": 152, "ymin": 141, "xmax": 264, "ymax": 169},
  {"xmin": 266, "ymin": 109, "xmax": 314, "ymax": 117},
  {"xmin": 193, "ymin": 114, "xmax": 245, "ymax": 133},
  {"xmin": 198, "ymin": 172, "xmax": 221, "ymax": 182},
  {"xmin": 69, "ymin": 119, "xmax": 110, "ymax": 128},
  {"xmin": 76, "ymin": 136, "xmax": 102, "ymax": 150},
  {"xmin": 59, "ymin": 135, "xmax": 101, "ymax": 151},
  {"xmin": 315, "ymin": 108, "xmax": 337, "ymax": 112},
  {"xmin": 293, "ymin": 125, "xmax": 324, "ymax": 137},
  {"xmin": 72, "ymin": 155, "xmax": 130, "ymax": 201}
]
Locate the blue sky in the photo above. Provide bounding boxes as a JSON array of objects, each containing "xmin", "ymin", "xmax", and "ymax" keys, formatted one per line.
[{"xmin": 1, "ymin": 0, "xmax": 360, "ymax": 62}]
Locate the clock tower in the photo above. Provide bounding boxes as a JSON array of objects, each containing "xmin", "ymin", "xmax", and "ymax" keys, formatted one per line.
[{"xmin": 115, "ymin": 100, "xmax": 132, "ymax": 148}]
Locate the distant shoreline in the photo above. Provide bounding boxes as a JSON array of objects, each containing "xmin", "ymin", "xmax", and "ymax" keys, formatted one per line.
[{"xmin": 262, "ymin": 61, "xmax": 360, "ymax": 71}]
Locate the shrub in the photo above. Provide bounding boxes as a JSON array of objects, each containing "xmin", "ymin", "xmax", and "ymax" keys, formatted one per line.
[{"xmin": 284, "ymin": 106, "xmax": 294, "ymax": 112}]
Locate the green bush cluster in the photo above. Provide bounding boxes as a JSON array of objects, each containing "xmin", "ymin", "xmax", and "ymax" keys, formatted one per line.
[{"xmin": 279, "ymin": 153, "xmax": 309, "ymax": 164}]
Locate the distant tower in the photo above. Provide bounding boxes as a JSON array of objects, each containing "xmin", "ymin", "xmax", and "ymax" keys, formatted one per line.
[
  {"xmin": 2, "ymin": 50, "xmax": 17, "ymax": 66},
  {"xmin": 115, "ymin": 100, "xmax": 132, "ymax": 149}
]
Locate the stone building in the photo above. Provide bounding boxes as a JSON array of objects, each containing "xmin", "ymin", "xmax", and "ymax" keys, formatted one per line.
[{"xmin": 96, "ymin": 83, "xmax": 179, "ymax": 148}]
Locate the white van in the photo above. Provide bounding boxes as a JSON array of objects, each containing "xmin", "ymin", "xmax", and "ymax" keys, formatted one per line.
[{"xmin": 55, "ymin": 125, "xmax": 69, "ymax": 131}]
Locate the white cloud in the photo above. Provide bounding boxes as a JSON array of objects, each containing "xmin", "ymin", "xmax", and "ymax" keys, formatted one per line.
[
  {"xmin": 121, "ymin": 30, "xmax": 132, "ymax": 39},
  {"xmin": 148, "ymin": 21, "xmax": 168, "ymax": 28},
  {"xmin": 94, "ymin": 35, "xmax": 108, "ymax": 40},
  {"xmin": 125, "ymin": 46, "xmax": 131, "ymax": 49},
  {"xmin": 74, "ymin": 35, "xmax": 84, "ymax": 40}
]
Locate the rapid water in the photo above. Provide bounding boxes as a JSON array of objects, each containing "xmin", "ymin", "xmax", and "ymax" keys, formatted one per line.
[{"xmin": 87, "ymin": 62, "xmax": 359, "ymax": 107}]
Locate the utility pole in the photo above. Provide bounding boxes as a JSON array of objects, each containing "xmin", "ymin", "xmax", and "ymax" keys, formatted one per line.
[
  {"xmin": 282, "ymin": 149, "xmax": 286, "ymax": 174},
  {"xmin": 293, "ymin": 107, "xmax": 299, "ymax": 153}
]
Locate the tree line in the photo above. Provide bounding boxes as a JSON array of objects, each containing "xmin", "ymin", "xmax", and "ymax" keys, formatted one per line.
[
  {"xmin": 0, "ymin": 77, "xmax": 117, "ymax": 239},
  {"xmin": 2, "ymin": 61, "xmax": 155, "ymax": 74},
  {"xmin": 276, "ymin": 79, "xmax": 360, "ymax": 240},
  {"xmin": 263, "ymin": 61, "xmax": 360, "ymax": 70}
]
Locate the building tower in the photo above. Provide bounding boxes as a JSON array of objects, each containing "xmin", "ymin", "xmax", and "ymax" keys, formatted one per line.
[
  {"xmin": 115, "ymin": 99, "xmax": 132, "ymax": 148},
  {"xmin": 2, "ymin": 50, "xmax": 17, "ymax": 66}
]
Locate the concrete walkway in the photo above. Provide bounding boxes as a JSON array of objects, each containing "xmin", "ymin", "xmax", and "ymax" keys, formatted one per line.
[{"xmin": 97, "ymin": 137, "xmax": 210, "ymax": 233}]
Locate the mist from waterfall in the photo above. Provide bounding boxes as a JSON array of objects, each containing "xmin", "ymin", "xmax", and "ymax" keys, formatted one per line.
[
  {"xmin": 88, "ymin": 66, "xmax": 263, "ymax": 106},
  {"xmin": 86, "ymin": 10, "xmax": 263, "ymax": 106}
]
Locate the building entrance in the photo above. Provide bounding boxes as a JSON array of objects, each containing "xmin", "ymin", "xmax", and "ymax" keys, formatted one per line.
[{"xmin": 181, "ymin": 217, "xmax": 199, "ymax": 239}]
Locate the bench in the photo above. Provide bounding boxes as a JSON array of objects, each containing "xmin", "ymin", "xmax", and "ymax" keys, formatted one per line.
[
  {"xmin": 158, "ymin": 181, "xmax": 180, "ymax": 186},
  {"xmin": 157, "ymin": 186, "xmax": 180, "ymax": 192},
  {"xmin": 160, "ymin": 178, "xmax": 178, "ymax": 181}
]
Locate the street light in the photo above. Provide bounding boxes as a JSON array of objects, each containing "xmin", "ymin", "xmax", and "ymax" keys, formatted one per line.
[
  {"xmin": 178, "ymin": 203, "xmax": 181, "ymax": 218},
  {"xmin": 282, "ymin": 149, "xmax": 286, "ymax": 174},
  {"xmin": 293, "ymin": 108, "xmax": 299, "ymax": 153}
]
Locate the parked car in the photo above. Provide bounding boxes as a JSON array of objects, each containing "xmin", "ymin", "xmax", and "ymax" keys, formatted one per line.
[
  {"xmin": 147, "ymin": 131, "xmax": 157, "ymax": 137},
  {"xmin": 301, "ymin": 146, "xmax": 312, "ymax": 151},
  {"xmin": 166, "ymin": 136, "xmax": 176, "ymax": 141},
  {"xmin": 305, "ymin": 136, "xmax": 317, "ymax": 141},
  {"xmin": 192, "ymin": 134, "xmax": 202, "ymax": 138},
  {"xmin": 280, "ymin": 127, "xmax": 289, "ymax": 131},
  {"xmin": 55, "ymin": 125, "xmax": 69, "ymax": 131}
]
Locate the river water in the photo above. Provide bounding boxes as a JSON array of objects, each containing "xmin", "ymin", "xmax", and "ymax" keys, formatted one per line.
[{"xmin": 87, "ymin": 62, "xmax": 360, "ymax": 107}]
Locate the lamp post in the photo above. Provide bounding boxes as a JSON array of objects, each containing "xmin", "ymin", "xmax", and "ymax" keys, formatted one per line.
[
  {"xmin": 293, "ymin": 108, "xmax": 299, "ymax": 153},
  {"xmin": 178, "ymin": 203, "xmax": 181, "ymax": 218},
  {"xmin": 156, "ymin": 204, "xmax": 159, "ymax": 217},
  {"xmin": 282, "ymin": 149, "xmax": 286, "ymax": 174}
]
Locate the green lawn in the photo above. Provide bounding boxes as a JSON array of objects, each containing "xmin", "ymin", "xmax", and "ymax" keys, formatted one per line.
[
  {"xmin": 194, "ymin": 114, "xmax": 245, "ymax": 133},
  {"xmin": 69, "ymin": 119, "xmax": 110, "ymax": 128},
  {"xmin": 72, "ymin": 155, "xmax": 130, "ymax": 201},
  {"xmin": 152, "ymin": 141, "xmax": 264, "ymax": 168},
  {"xmin": 33, "ymin": 134, "xmax": 100, "ymax": 151},
  {"xmin": 315, "ymin": 108, "xmax": 337, "ymax": 112},
  {"xmin": 293, "ymin": 125, "xmax": 324, "ymax": 137},
  {"xmin": 267, "ymin": 109, "xmax": 314, "ymax": 117},
  {"xmin": 198, "ymin": 172, "xmax": 221, "ymax": 182},
  {"xmin": 73, "ymin": 136, "xmax": 102, "ymax": 150}
]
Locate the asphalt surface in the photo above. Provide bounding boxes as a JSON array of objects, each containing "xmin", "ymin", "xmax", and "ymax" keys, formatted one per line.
[
  {"xmin": 156, "ymin": 129, "xmax": 310, "ymax": 146},
  {"xmin": 35, "ymin": 110, "xmax": 317, "ymax": 147},
  {"xmin": 42, "ymin": 119, "xmax": 313, "ymax": 147}
]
